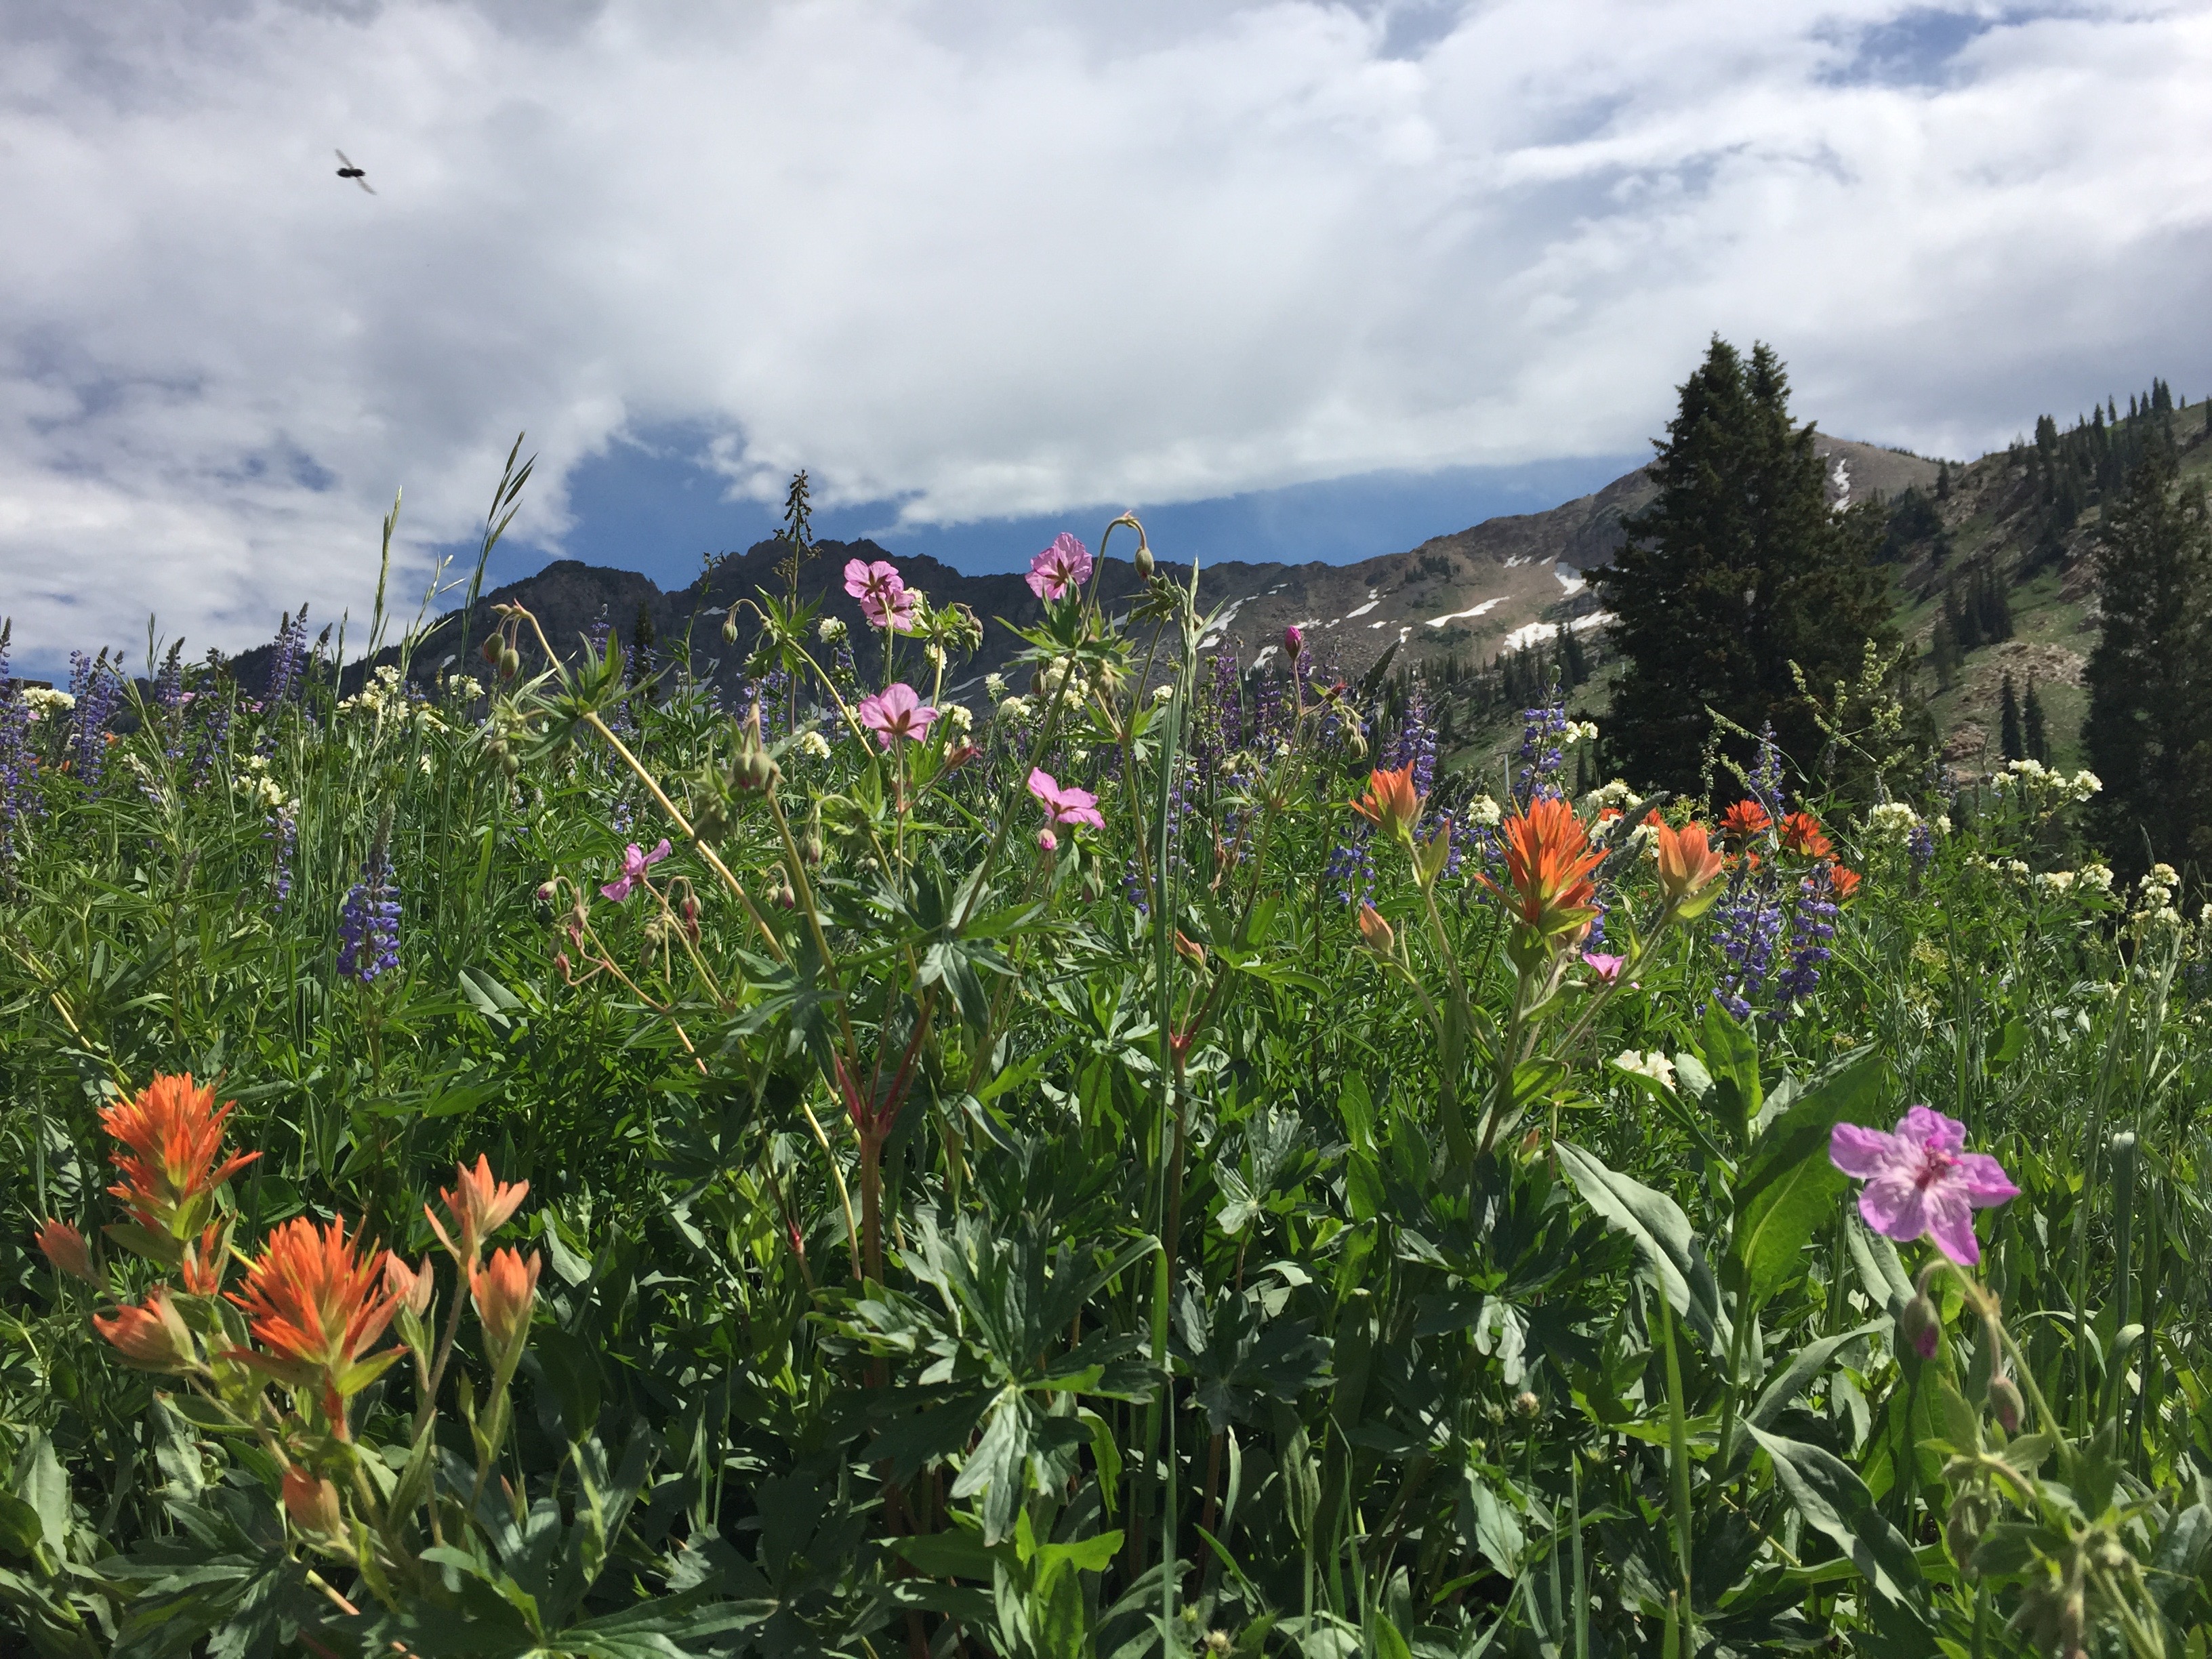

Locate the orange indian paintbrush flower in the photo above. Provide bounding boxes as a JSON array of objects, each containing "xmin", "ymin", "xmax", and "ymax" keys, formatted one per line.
[
  {"xmin": 1717, "ymin": 800, "xmax": 1771, "ymax": 845},
  {"xmin": 224, "ymin": 1216, "xmax": 404, "ymax": 1400},
  {"xmin": 1478, "ymin": 796, "xmax": 1605, "ymax": 939},
  {"xmin": 281, "ymin": 1464, "xmax": 344, "ymax": 1535},
  {"xmin": 470, "ymin": 1246, "xmax": 542, "ymax": 1354},
  {"xmin": 34, "ymin": 1218, "xmax": 96, "ymax": 1284},
  {"xmin": 1654, "ymin": 820, "xmax": 1726, "ymax": 914},
  {"xmin": 1349, "ymin": 762, "xmax": 1422, "ymax": 843},
  {"xmin": 426, "ymin": 1155, "xmax": 530, "ymax": 1264},
  {"xmin": 92, "ymin": 1284, "xmax": 197, "ymax": 1372},
  {"xmin": 179, "ymin": 1221, "xmax": 229, "ymax": 1296},
  {"xmin": 1355, "ymin": 903, "xmax": 1395, "ymax": 956},
  {"xmin": 385, "ymin": 1252, "xmax": 435, "ymax": 1318},
  {"xmin": 1779, "ymin": 811, "xmax": 1832, "ymax": 859},
  {"xmin": 100, "ymin": 1073, "xmax": 260, "ymax": 1241}
]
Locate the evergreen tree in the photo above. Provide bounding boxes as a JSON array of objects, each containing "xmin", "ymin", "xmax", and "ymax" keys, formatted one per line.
[
  {"xmin": 2084, "ymin": 447, "xmax": 2212, "ymax": 879},
  {"xmin": 1929, "ymin": 615, "xmax": 1959, "ymax": 692},
  {"xmin": 2023, "ymin": 677, "xmax": 2048, "ymax": 764},
  {"xmin": 1999, "ymin": 673, "xmax": 2023, "ymax": 763},
  {"xmin": 1936, "ymin": 459, "xmax": 1952, "ymax": 500},
  {"xmin": 1595, "ymin": 338, "xmax": 1896, "ymax": 793},
  {"xmin": 1949, "ymin": 581, "xmax": 1982, "ymax": 653},
  {"xmin": 1560, "ymin": 621, "xmax": 1589, "ymax": 687},
  {"xmin": 630, "ymin": 602, "xmax": 657, "ymax": 688}
]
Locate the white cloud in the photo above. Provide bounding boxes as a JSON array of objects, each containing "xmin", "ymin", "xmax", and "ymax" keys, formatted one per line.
[{"xmin": 3, "ymin": 0, "xmax": 2211, "ymax": 656}]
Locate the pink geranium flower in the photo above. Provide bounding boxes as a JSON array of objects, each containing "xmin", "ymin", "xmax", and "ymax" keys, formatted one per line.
[
  {"xmin": 1025, "ymin": 533, "xmax": 1093, "ymax": 601},
  {"xmin": 858, "ymin": 682, "xmax": 938, "ymax": 748},
  {"xmin": 1027, "ymin": 768, "xmax": 1103, "ymax": 829},
  {"xmin": 600, "ymin": 839, "xmax": 671, "ymax": 902},
  {"xmin": 1581, "ymin": 951, "xmax": 1626, "ymax": 983},
  {"xmin": 844, "ymin": 558, "xmax": 916, "ymax": 632},
  {"xmin": 1829, "ymin": 1105, "xmax": 2019, "ymax": 1265}
]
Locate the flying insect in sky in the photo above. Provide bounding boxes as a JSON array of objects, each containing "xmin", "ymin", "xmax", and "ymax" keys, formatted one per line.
[{"xmin": 333, "ymin": 150, "xmax": 375, "ymax": 194}]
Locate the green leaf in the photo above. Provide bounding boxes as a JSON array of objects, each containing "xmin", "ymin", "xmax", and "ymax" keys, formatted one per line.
[
  {"xmin": 1034, "ymin": 1530, "xmax": 1122, "ymax": 1574},
  {"xmin": 1368, "ymin": 1613, "xmax": 1415, "ymax": 1659},
  {"xmin": 1729, "ymin": 1051, "xmax": 1886, "ymax": 1309},
  {"xmin": 0, "ymin": 1494, "xmax": 42, "ymax": 1562},
  {"xmin": 1746, "ymin": 1320, "xmax": 1887, "ymax": 1436},
  {"xmin": 12, "ymin": 1435, "xmax": 66, "ymax": 1561},
  {"xmin": 1556, "ymin": 1141, "xmax": 1732, "ymax": 1359},
  {"xmin": 893, "ymin": 1529, "xmax": 996, "ymax": 1581},
  {"xmin": 1748, "ymin": 1425, "xmax": 1929, "ymax": 1633},
  {"xmin": 1031, "ymin": 1552, "xmax": 1086, "ymax": 1659},
  {"xmin": 1698, "ymin": 1001, "xmax": 1761, "ymax": 1140}
]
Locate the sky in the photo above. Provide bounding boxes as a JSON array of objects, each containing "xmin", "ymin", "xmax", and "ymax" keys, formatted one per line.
[{"xmin": 3, "ymin": 0, "xmax": 2211, "ymax": 674}]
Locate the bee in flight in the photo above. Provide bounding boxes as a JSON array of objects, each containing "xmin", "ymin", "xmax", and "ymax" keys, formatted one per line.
[{"xmin": 334, "ymin": 150, "xmax": 375, "ymax": 194}]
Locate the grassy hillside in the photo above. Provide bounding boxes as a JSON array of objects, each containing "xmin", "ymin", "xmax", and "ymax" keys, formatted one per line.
[{"xmin": 1429, "ymin": 396, "xmax": 2212, "ymax": 792}]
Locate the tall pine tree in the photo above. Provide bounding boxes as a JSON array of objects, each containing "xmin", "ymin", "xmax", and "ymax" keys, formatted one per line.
[
  {"xmin": 2022, "ymin": 677, "xmax": 2048, "ymax": 764},
  {"xmin": 2084, "ymin": 448, "xmax": 2212, "ymax": 879},
  {"xmin": 1999, "ymin": 674, "xmax": 2023, "ymax": 763},
  {"xmin": 1596, "ymin": 338, "xmax": 1896, "ymax": 794}
]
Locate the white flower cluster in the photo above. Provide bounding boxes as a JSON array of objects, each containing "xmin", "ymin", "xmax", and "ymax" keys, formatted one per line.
[
  {"xmin": 21, "ymin": 687, "xmax": 75, "ymax": 720},
  {"xmin": 798, "ymin": 730, "xmax": 832, "ymax": 759},
  {"xmin": 941, "ymin": 703, "xmax": 974, "ymax": 735},
  {"xmin": 1989, "ymin": 758, "xmax": 2101, "ymax": 811},
  {"xmin": 2131, "ymin": 863, "xmax": 2184, "ymax": 934},
  {"xmin": 340, "ymin": 665, "xmax": 443, "ymax": 730},
  {"xmin": 1614, "ymin": 1050, "xmax": 1676, "ymax": 1089},
  {"xmin": 1584, "ymin": 778, "xmax": 1638, "ymax": 812},
  {"xmin": 443, "ymin": 674, "xmax": 485, "ymax": 703},
  {"xmin": 1561, "ymin": 720, "xmax": 1601, "ymax": 747},
  {"xmin": 983, "ymin": 672, "xmax": 1007, "ymax": 701},
  {"xmin": 1467, "ymin": 794, "xmax": 1504, "ymax": 828},
  {"xmin": 819, "ymin": 617, "xmax": 848, "ymax": 645},
  {"xmin": 2079, "ymin": 863, "xmax": 2113, "ymax": 893},
  {"xmin": 1034, "ymin": 659, "xmax": 1085, "ymax": 702},
  {"xmin": 2036, "ymin": 871, "xmax": 2075, "ymax": 895},
  {"xmin": 235, "ymin": 753, "xmax": 289, "ymax": 812},
  {"xmin": 995, "ymin": 695, "xmax": 1032, "ymax": 723},
  {"xmin": 1866, "ymin": 800, "xmax": 1921, "ymax": 840},
  {"xmin": 1152, "ymin": 683, "xmax": 1176, "ymax": 706}
]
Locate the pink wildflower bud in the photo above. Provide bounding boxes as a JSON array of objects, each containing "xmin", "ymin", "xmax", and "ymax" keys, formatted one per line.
[
  {"xmin": 553, "ymin": 950, "xmax": 571, "ymax": 979},
  {"xmin": 1037, "ymin": 827, "xmax": 1059, "ymax": 854},
  {"xmin": 1987, "ymin": 1374, "xmax": 2024, "ymax": 1433},
  {"xmin": 1284, "ymin": 625, "xmax": 1305, "ymax": 659},
  {"xmin": 1898, "ymin": 1292, "xmax": 1941, "ymax": 1361},
  {"xmin": 535, "ymin": 881, "xmax": 556, "ymax": 903}
]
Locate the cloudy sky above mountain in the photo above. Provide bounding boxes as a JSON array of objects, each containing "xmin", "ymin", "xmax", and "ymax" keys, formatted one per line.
[{"xmin": 4, "ymin": 0, "xmax": 2211, "ymax": 665}]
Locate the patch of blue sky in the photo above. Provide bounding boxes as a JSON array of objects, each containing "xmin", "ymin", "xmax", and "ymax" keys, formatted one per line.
[
  {"xmin": 1817, "ymin": 7, "xmax": 2012, "ymax": 89},
  {"xmin": 467, "ymin": 425, "xmax": 1641, "ymax": 599}
]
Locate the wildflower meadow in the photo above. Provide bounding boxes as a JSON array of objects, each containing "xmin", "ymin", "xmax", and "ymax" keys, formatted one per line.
[{"xmin": 3, "ymin": 503, "xmax": 2212, "ymax": 1659}]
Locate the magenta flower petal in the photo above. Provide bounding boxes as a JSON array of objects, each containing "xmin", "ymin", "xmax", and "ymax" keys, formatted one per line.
[
  {"xmin": 1828, "ymin": 1122, "xmax": 1901, "ymax": 1179},
  {"xmin": 858, "ymin": 682, "xmax": 938, "ymax": 748},
  {"xmin": 1953, "ymin": 1152, "xmax": 2021, "ymax": 1205},
  {"xmin": 1025, "ymin": 532, "xmax": 1093, "ymax": 600},
  {"xmin": 1856, "ymin": 1174, "xmax": 1927, "ymax": 1244},
  {"xmin": 600, "ymin": 876, "xmax": 634, "ymax": 902},
  {"xmin": 1923, "ymin": 1187, "xmax": 1982, "ymax": 1266},
  {"xmin": 1830, "ymin": 1106, "xmax": 2016, "ymax": 1267}
]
